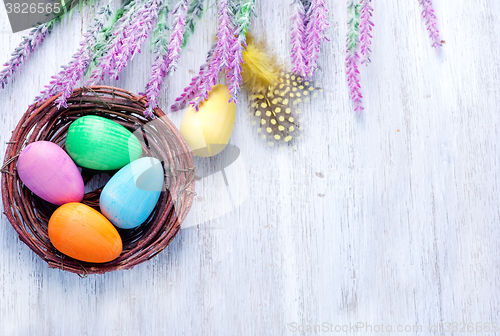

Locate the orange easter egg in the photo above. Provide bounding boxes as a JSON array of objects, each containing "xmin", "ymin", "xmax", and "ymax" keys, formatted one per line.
[{"xmin": 48, "ymin": 203, "xmax": 123, "ymax": 263}]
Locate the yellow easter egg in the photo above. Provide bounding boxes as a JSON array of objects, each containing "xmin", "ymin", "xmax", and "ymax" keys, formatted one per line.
[{"xmin": 180, "ymin": 84, "xmax": 236, "ymax": 157}]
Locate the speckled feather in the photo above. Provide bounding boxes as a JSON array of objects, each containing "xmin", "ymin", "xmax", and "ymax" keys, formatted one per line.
[
  {"xmin": 248, "ymin": 71, "xmax": 320, "ymax": 146},
  {"xmin": 242, "ymin": 40, "xmax": 320, "ymax": 146}
]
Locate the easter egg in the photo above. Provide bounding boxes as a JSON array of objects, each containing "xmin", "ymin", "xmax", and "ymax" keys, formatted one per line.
[
  {"xmin": 48, "ymin": 203, "xmax": 122, "ymax": 263},
  {"xmin": 17, "ymin": 141, "xmax": 84, "ymax": 205},
  {"xmin": 65, "ymin": 115, "xmax": 142, "ymax": 170},
  {"xmin": 100, "ymin": 157, "xmax": 164, "ymax": 229},
  {"xmin": 180, "ymin": 84, "xmax": 236, "ymax": 157}
]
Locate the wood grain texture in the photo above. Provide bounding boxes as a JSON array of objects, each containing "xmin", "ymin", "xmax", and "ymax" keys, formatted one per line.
[{"xmin": 1, "ymin": 0, "xmax": 500, "ymax": 335}]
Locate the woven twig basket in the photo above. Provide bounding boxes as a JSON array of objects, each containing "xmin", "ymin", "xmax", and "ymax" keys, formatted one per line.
[{"xmin": 1, "ymin": 86, "xmax": 196, "ymax": 275}]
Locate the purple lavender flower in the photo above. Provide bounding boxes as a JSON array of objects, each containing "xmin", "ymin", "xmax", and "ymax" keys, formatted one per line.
[
  {"xmin": 290, "ymin": 0, "xmax": 307, "ymax": 78},
  {"xmin": 87, "ymin": 0, "xmax": 160, "ymax": 85},
  {"xmin": 346, "ymin": 51, "xmax": 363, "ymax": 113},
  {"xmin": 171, "ymin": 42, "xmax": 217, "ymax": 112},
  {"xmin": 192, "ymin": 0, "xmax": 234, "ymax": 109},
  {"xmin": 303, "ymin": 0, "xmax": 329, "ymax": 79},
  {"xmin": 34, "ymin": 6, "xmax": 111, "ymax": 107},
  {"xmin": 346, "ymin": 2, "xmax": 363, "ymax": 113},
  {"xmin": 173, "ymin": 0, "xmax": 257, "ymax": 109},
  {"xmin": 0, "ymin": 22, "xmax": 52, "ymax": 89},
  {"xmin": 359, "ymin": 0, "xmax": 374, "ymax": 64},
  {"xmin": 227, "ymin": 0, "xmax": 255, "ymax": 103},
  {"xmin": 166, "ymin": 0, "xmax": 189, "ymax": 74},
  {"xmin": 226, "ymin": 36, "xmax": 243, "ymax": 104},
  {"xmin": 419, "ymin": 0, "xmax": 442, "ymax": 48},
  {"xmin": 109, "ymin": 0, "xmax": 159, "ymax": 80},
  {"xmin": 192, "ymin": 49, "xmax": 222, "ymax": 109},
  {"xmin": 215, "ymin": 0, "xmax": 234, "ymax": 70},
  {"xmin": 145, "ymin": 0, "xmax": 188, "ymax": 116},
  {"xmin": 87, "ymin": 0, "xmax": 141, "ymax": 85},
  {"xmin": 144, "ymin": 55, "xmax": 167, "ymax": 117}
]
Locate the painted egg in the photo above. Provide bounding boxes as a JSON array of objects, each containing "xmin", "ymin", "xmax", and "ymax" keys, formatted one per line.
[
  {"xmin": 48, "ymin": 203, "xmax": 123, "ymax": 263},
  {"xmin": 17, "ymin": 141, "xmax": 84, "ymax": 205},
  {"xmin": 100, "ymin": 157, "xmax": 164, "ymax": 229},
  {"xmin": 65, "ymin": 115, "xmax": 143, "ymax": 171},
  {"xmin": 180, "ymin": 84, "xmax": 236, "ymax": 157}
]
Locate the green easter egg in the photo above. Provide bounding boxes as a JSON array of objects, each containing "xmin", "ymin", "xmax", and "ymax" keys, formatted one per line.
[{"xmin": 65, "ymin": 116, "xmax": 142, "ymax": 170}]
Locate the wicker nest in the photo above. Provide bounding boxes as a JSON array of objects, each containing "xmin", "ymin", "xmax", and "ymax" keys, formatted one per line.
[{"xmin": 1, "ymin": 86, "xmax": 196, "ymax": 275}]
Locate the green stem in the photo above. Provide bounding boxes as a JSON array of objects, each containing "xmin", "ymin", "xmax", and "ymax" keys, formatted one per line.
[{"xmin": 347, "ymin": 2, "xmax": 361, "ymax": 53}]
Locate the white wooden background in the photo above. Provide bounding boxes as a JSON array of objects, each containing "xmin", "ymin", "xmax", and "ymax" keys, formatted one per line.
[{"xmin": 1, "ymin": 0, "xmax": 500, "ymax": 335}]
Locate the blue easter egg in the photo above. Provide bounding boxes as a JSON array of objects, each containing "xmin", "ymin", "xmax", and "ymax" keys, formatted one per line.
[{"xmin": 100, "ymin": 157, "xmax": 164, "ymax": 229}]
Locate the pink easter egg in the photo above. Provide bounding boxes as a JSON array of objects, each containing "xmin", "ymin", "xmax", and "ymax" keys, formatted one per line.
[{"xmin": 17, "ymin": 141, "xmax": 84, "ymax": 205}]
